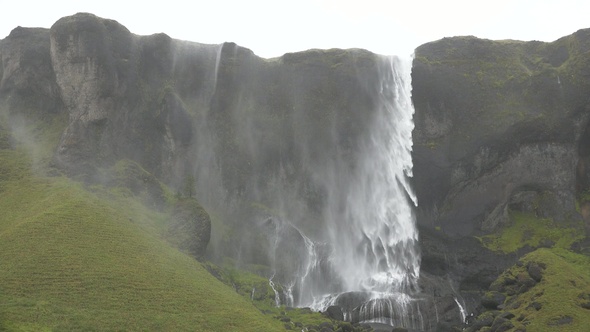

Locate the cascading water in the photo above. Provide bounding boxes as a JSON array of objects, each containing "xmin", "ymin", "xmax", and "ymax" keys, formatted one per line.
[
  {"xmin": 266, "ymin": 56, "xmax": 422, "ymax": 329},
  {"xmin": 331, "ymin": 55, "xmax": 419, "ymax": 294}
]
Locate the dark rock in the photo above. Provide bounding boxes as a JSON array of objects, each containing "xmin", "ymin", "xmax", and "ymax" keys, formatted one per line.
[
  {"xmin": 336, "ymin": 322, "xmax": 354, "ymax": 332},
  {"xmin": 466, "ymin": 311, "xmax": 495, "ymax": 331},
  {"xmin": 527, "ymin": 302, "xmax": 542, "ymax": 311},
  {"xmin": 538, "ymin": 239, "xmax": 555, "ymax": 248},
  {"xmin": 319, "ymin": 321, "xmax": 334, "ymax": 331},
  {"xmin": 167, "ymin": 198, "xmax": 211, "ymax": 260},
  {"xmin": 324, "ymin": 305, "xmax": 344, "ymax": 321},
  {"xmin": 499, "ymin": 311, "xmax": 515, "ymax": 320},
  {"xmin": 515, "ymin": 273, "xmax": 536, "ymax": 294},
  {"xmin": 526, "ymin": 262, "xmax": 543, "ymax": 282},
  {"xmin": 506, "ymin": 299, "xmax": 522, "ymax": 310},
  {"xmin": 547, "ymin": 315, "xmax": 573, "ymax": 326},
  {"xmin": 482, "ymin": 291, "xmax": 506, "ymax": 309},
  {"xmin": 490, "ymin": 317, "xmax": 514, "ymax": 332}
]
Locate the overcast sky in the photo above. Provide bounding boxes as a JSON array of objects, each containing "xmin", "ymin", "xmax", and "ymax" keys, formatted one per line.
[{"xmin": 1, "ymin": 0, "xmax": 589, "ymax": 58}]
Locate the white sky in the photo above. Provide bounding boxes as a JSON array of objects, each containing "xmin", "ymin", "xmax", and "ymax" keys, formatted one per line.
[{"xmin": 1, "ymin": 0, "xmax": 589, "ymax": 58}]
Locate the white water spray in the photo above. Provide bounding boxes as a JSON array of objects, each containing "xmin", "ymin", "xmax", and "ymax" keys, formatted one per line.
[
  {"xmin": 330, "ymin": 55, "xmax": 419, "ymax": 294},
  {"xmin": 454, "ymin": 297, "xmax": 467, "ymax": 324},
  {"xmin": 267, "ymin": 56, "xmax": 422, "ymax": 327}
]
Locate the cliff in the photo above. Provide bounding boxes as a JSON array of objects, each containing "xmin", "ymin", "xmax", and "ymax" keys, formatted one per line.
[
  {"xmin": 412, "ymin": 31, "xmax": 590, "ymax": 331},
  {"xmin": 412, "ymin": 31, "xmax": 590, "ymax": 236}
]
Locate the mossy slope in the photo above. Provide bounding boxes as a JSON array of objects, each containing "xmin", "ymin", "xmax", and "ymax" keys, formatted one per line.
[
  {"xmin": 0, "ymin": 147, "xmax": 283, "ymax": 331},
  {"xmin": 470, "ymin": 248, "xmax": 590, "ymax": 331}
]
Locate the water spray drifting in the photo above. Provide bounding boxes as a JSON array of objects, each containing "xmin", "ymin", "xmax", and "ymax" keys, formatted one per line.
[{"xmin": 266, "ymin": 56, "xmax": 422, "ymax": 328}]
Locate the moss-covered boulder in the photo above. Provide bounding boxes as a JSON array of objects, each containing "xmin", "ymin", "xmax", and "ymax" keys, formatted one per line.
[{"xmin": 167, "ymin": 198, "xmax": 211, "ymax": 260}]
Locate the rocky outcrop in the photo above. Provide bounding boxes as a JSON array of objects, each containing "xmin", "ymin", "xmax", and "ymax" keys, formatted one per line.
[
  {"xmin": 47, "ymin": 13, "xmax": 221, "ymax": 179},
  {"xmin": 0, "ymin": 27, "xmax": 63, "ymax": 115}
]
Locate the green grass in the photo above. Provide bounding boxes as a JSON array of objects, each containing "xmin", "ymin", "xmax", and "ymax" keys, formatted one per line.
[
  {"xmin": 489, "ymin": 248, "xmax": 590, "ymax": 331},
  {"xmin": 0, "ymin": 148, "xmax": 284, "ymax": 331},
  {"xmin": 202, "ymin": 262, "xmax": 344, "ymax": 330},
  {"xmin": 480, "ymin": 211, "xmax": 584, "ymax": 253}
]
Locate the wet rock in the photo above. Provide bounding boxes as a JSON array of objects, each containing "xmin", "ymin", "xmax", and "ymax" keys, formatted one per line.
[{"xmin": 324, "ymin": 305, "xmax": 344, "ymax": 321}]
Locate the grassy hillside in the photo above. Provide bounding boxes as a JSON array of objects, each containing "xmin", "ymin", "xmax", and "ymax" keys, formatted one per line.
[
  {"xmin": 473, "ymin": 248, "xmax": 590, "ymax": 331},
  {"xmin": 0, "ymin": 142, "xmax": 284, "ymax": 331}
]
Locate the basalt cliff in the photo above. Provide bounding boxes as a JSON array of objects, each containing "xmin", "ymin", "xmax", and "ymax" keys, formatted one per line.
[{"xmin": 1, "ymin": 12, "xmax": 590, "ymax": 332}]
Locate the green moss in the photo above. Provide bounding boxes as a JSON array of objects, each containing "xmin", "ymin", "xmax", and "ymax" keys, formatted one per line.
[
  {"xmin": 491, "ymin": 248, "xmax": 590, "ymax": 331},
  {"xmin": 481, "ymin": 211, "xmax": 584, "ymax": 253}
]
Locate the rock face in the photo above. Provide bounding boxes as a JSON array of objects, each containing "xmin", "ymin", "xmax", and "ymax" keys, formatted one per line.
[
  {"xmin": 410, "ymin": 30, "xmax": 590, "ymax": 330},
  {"xmin": 48, "ymin": 13, "xmax": 219, "ymax": 179},
  {"xmin": 7, "ymin": 14, "xmax": 385, "ymax": 233},
  {"xmin": 411, "ymin": 32, "xmax": 590, "ymax": 237}
]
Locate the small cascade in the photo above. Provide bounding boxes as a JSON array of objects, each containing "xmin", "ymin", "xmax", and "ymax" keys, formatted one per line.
[
  {"xmin": 250, "ymin": 287, "xmax": 255, "ymax": 301},
  {"xmin": 454, "ymin": 297, "xmax": 467, "ymax": 324},
  {"xmin": 269, "ymin": 274, "xmax": 281, "ymax": 307},
  {"xmin": 284, "ymin": 283, "xmax": 295, "ymax": 308}
]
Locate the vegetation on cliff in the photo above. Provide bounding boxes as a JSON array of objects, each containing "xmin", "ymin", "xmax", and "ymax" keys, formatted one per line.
[{"xmin": 467, "ymin": 248, "xmax": 590, "ymax": 331}]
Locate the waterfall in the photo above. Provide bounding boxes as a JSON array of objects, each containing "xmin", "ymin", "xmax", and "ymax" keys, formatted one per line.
[
  {"xmin": 265, "ymin": 56, "xmax": 422, "ymax": 328},
  {"xmin": 454, "ymin": 297, "xmax": 467, "ymax": 324},
  {"xmin": 330, "ymin": 55, "xmax": 419, "ymax": 294}
]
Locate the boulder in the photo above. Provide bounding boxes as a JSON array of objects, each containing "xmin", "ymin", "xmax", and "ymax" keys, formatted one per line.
[
  {"xmin": 526, "ymin": 262, "xmax": 544, "ymax": 282},
  {"xmin": 168, "ymin": 199, "xmax": 211, "ymax": 260},
  {"xmin": 323, "ymin": 305, "xmax": 344, "ymax": 321}
]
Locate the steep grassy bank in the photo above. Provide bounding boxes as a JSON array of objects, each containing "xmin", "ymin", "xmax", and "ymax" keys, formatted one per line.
[
  {"xmin": 468, "ymin": 248, "xmax": 590, "ymax": 331},
  {"xmin": 0, "ymin": 144, "xmax": 283, "ymax": 331}
]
